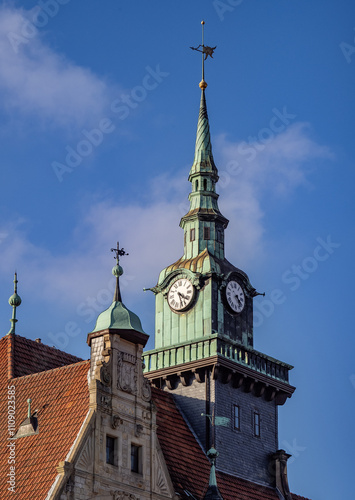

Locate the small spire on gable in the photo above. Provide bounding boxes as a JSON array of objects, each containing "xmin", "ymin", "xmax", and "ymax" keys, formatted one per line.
[
  {"xmin": 204, "ymin": 447, "xmax": 223, "ymax": 500},
  {"xmin": 7, "ymin": 272, "xmax": 22, "ymax": 335},
  {"xmin": 111, "ymin": 242, "xmax": 128, "ymax": 303}
]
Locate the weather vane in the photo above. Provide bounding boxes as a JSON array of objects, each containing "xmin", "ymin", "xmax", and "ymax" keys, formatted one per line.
[
  {"xmin": 111, "ymin": 242, "xmax": 128, "ymax": 264},
  {"xmin": 190, "ymin": 20, "xmax": 216, "ymax": 87}
]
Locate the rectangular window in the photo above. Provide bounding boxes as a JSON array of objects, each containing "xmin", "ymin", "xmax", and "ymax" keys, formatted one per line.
[
  {"xmin": 131, "ymin": 444, "xmax": 142, "ymax": 474},
  {"xmin": 234, "ymin": 405, "xmax": 240, "ymax": 430},
  {"xmin": 106, "ymin": 436, "xmax": 117, "ymax": 466},
  {"xmin": 254, "ymin": 412, "xmax": 260, "ymax": 437},
  {"xmin": 204, "ymin": 226, "xmax": 210, "ymax": 240},
  {"xmin": 190, "ymin": 228, "xmax": 195, "ymax": 242}
]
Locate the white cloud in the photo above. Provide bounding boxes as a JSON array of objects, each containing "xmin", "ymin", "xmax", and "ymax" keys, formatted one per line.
[
  {"xmin": 0, "ymin": 5, "xmax": 113, "ymax": 129},
  {"xmin": 0, "ymin": 121, "xmax": 333, "ymax": 315}
]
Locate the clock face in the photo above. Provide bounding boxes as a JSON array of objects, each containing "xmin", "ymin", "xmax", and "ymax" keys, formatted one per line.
[
  {"xmin": 225, "ymin": 281, "xmax": 245, "ymax": 313},
  {"xmin": 168, "ymin": 278, "xmax": 195, "ymax": 311}
]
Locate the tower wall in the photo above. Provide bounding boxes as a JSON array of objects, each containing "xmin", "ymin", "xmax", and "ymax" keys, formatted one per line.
[{"xmin": 166, "ymin": 373, "xmax": 278, "ymax": 487}]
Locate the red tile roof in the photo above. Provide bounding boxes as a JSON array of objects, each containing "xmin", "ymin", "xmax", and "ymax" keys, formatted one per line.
[
  {"xmin": 10, "ymin": 334, "xmax": 83, "ymax": 377},
  {"xmin": 0, "ymin": 335, "xmax": 89, "ymax": 499},
  {"xmin": 0, "ymin": 334, "xmax": 310, "ymax": 500}
]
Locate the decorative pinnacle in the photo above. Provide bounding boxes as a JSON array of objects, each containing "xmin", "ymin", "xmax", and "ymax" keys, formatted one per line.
[
  {"xmin": 190, "ymin": 20, "xmax": 216, "ymax": 89},
  {"xmin": 111, "ymin": 242, "xmax": 128, "ymax": 302},
  {"xmin": 7, "ymin": 272, "xmax": 21, "ymax": 335},
  {"xmin": 27, "ymin": 398, "xmax": 32, "ymax": 418}
]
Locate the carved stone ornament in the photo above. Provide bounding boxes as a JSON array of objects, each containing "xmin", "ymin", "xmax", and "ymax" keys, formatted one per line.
[
  {"xmin": 112, "ymin": 491, "xmax": 138, "ymax": 500},
  {"xmin": 135, "ymin": 424, "xmax": 144, "ymax": 437},
  {"xmin": 111, "ymin": 414, "xmax": 123, "ymax": 430},
  {"xmin": 100, "ymin": 360, "xmax": 112, "ymax": 386},
  {"xmin": 100, "ymin": 394, "xmax": 112, "ymax": 410},
  {"xmin": 141, "ymin": 377, "xmax": 151, "ymax": 402},
  {"xmin": 117, "ymin": 352, "xmax": 137, "ymax": 394}
]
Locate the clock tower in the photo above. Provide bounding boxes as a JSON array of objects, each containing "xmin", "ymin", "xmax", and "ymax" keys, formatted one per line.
[{"xmin": 143, "ymin": 26, "xmax": 295, "ymax": 488}]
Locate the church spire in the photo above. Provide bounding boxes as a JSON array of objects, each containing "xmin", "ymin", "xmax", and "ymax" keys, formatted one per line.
[{"xmin": 180, "ymin": 23, "xmax": 228, "ymax": 260}]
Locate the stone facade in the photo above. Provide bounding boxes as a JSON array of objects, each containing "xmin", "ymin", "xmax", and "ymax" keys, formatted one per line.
[{"xmin": 51, "ymin": 331, "xmax": 177, "ymax": 500}]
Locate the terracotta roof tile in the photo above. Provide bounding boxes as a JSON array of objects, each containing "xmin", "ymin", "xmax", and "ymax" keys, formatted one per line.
[
  {"xmin": 12, "ymin": 334, "xmax": 83, "ymax": 377},
  {"xmin": 0, "ymin": 334, "xmax": 89, "ymax": 499},
  {"xmin": 0, "ymin": 334, "xmax": 310, "ymax": 500}
]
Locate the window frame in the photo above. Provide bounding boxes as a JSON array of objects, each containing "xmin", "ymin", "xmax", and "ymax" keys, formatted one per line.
[
  {"xmin": 106, "ymin": 435, "xmax": 117, "ymax": 466},
  {"xmin": 233, "ymin": 404, "xmax": 240, "ymax": 431},
  {"xmin": 253, "ymin": 411, "xmax": 260, "ymax": 438},
  {"xmin": 131, "ymin": 444, "xmax": 142, "ymax": 474}
]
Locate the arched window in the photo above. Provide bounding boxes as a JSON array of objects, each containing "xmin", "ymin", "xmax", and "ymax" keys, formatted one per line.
[{"xmin": 203, "ymin": 179, "xmax": 207, "ymax": 191}]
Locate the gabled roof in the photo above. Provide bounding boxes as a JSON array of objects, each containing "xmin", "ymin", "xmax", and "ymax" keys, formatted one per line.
[
  {"xmin": 152, "ymin": 387, "xmax": 310, "ymax": 500},
  {"xmin": 5, "ymin": 333, "xmax": 83, "ymax": 378},
  {"xmin": 0, "ymin": 334, "xmax": 89, "ymax": 499}
]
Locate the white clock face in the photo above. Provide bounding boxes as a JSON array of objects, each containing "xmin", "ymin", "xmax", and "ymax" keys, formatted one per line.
[
  {"xmin": 226, "ymin": 281, "xmax": 245, "ymax": 313},
  {"xmin": 168, "ymin": 278, "xmax": 195, "ymax": 311}
]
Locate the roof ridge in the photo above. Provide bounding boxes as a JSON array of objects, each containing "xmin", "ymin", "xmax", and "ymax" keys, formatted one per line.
[{"xmin": 11, "ymin": 358, "xmax": 90, "ymax": 381}]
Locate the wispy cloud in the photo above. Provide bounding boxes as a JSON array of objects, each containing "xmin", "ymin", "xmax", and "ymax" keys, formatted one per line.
[
  {"xmin": 0, "ymin": 121, "xmax": 333, "ymax": 311},
  {"xmin": 0, "ymin": 5, "xmax": 113, "ymax": 129}
]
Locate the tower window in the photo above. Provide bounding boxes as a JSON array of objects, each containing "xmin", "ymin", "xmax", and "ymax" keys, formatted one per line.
[
  {"xmin": 184, "ymin": 231, "xmax": 186, "ymax": 246},
  {"xmin": 106, "ymin": 436, "xmax": 117, "ymax": 466},
  {"xmin": 253, "ymin": 412, "xmax": 260, "ymax": 437},
  {"xmin": 190, "ymin": 228, "xmax": 195, "ymax": 241},
  {"xmin": 195, "ymin": 180, "xmax": 199, "ymax": 191},
  {"xmin": 203, "ymin": 178, "xmax": 207, "ymax": 190},
  {"xmin": 131, "ymin": 444, "xmax": 142, "ymax": 474},
  {"xmin": 204, "ymin": 227, "xmax": 210, "ymax": 240},
  {"xmin": 234, "ymin": 405, "xmax": 240, "ymax": 430}
]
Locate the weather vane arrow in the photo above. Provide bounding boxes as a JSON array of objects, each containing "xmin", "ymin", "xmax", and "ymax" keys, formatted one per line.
[{"xmin": 190, "ymin": 20, "xmax": 216, "ymax": 88}]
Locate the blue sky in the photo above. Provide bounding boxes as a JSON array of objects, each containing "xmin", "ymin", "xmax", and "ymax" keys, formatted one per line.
[{"xmin": 0, "ymin": 1, "xmax": 354, "ymax": 498}]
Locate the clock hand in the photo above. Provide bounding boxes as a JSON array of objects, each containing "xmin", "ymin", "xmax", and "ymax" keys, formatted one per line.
[{"xmin": 235, "ymin": 294, "xmax": 242, "ymax": 306}]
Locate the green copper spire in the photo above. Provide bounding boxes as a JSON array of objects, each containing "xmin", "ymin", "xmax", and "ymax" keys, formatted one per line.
[
  {"xmin": 90, "ymin": 243, "xmax": 146, "ymax": 336},
  {"xmin": 204, "ymin": 448, "xmax": 223, "ymax": 500},
  {"xmin": 7, "ymin": 272, "xmax": 21, "ymax": 335},
  {"xmin": 181, "ymin": 23, "xmax": 228, "ymax": 261}
]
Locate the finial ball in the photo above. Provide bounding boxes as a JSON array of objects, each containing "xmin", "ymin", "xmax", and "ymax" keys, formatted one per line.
[
  {"xmin": 112, "ymin": 265, "xmax": 123, "ymax": 277},
  {"xmin": 199, "ymin": 79, "xmax": 208, "ymax": 90},
  {"xmin": 201, "ymin": 20, "xmax": 205, "ymax": 25},
  {"xmin": 9, "ymin": 292, "xmax": 21, "ymax": 307}
]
